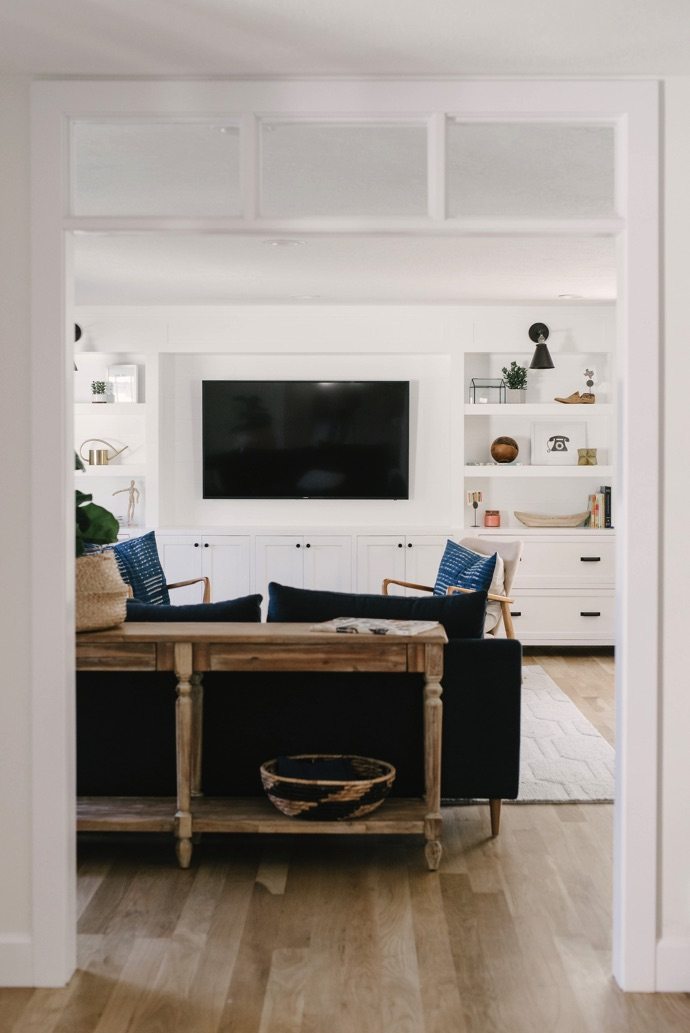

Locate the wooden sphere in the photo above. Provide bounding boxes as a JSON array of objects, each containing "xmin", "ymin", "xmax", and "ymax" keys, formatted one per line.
[{"xmin": 490, "ymin": 436, "xmax": 519, "ymax": 464}]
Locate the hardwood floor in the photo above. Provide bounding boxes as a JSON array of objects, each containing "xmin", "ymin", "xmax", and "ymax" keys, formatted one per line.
[{"xmin": 2, "ymin": 651, "xmax": 689, "ymax": 1032}]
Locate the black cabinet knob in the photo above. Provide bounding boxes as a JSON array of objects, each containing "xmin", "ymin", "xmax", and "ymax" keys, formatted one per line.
[
  {"xmin": 204, "ymin": 542, "xmax": 209, "ymax": 548},
  {"xmin": 305, "ymin": 543, "xmax": 311, "ymax": 548},
  {"xmin": 194, "ymin": 542, "xmax": 199, "ymax": 547},
  {"xmin": 407, "ymin": 542, "xmax": 413, "ymax": 548},
  {"xmin": 296, "ymin": 543, "xmax": 301, "ymax": 548},
  {"xmin": 397, "ymin": 543, "xmax": 403, "ymax": 548}
]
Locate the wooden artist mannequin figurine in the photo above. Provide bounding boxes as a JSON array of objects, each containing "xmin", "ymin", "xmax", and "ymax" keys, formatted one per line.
[{"xmin": 112, "ymin": 480, "xmax": 140, "ymax": 526}]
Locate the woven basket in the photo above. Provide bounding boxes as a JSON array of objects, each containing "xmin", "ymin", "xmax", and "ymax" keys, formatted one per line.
[
  {"xmin": 260, "ymin": 754, "xmax": 396, "ymax": 821},
  {"xmin": 75, "ymin": 552, "xmax": 128, "ymax": 632}
]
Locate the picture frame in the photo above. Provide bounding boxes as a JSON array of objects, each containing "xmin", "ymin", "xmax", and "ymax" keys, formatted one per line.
[
  {"xmin": 107, "ymin": 364, "xmax": 139, "ymax": 403},
  {"xmin": 530, "ymin": 420, "xmax": 587, "ymax": 466}
]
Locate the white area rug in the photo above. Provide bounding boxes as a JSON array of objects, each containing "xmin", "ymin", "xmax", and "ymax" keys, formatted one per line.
[{"xmin": 514, "ymin": 664, "xmax": 615, "ymax": 803}]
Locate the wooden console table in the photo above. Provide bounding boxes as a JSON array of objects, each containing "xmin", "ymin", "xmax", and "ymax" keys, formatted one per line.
[{"xmin": 76, "ymin": 622, "xmax": 447, "ymax": 870}]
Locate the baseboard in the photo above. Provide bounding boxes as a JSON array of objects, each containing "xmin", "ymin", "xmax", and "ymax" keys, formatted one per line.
[
  {"xmin": 0, "ymin": 935, "xmax": 33, "ymax": 986},
  {"xmin": 656, "ymin": 937, "xmax": 690, "ymax": 992}
]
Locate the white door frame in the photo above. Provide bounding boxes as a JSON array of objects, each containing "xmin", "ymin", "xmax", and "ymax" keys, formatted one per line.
[{"xmin": 28, "ymin": 79, "xmax": 659, "ymax": 988}]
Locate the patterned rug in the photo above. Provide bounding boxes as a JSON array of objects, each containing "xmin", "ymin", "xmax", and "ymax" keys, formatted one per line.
[{"xmin": 513, "ymin": 664, "xmax": 615, "ymax": 803}]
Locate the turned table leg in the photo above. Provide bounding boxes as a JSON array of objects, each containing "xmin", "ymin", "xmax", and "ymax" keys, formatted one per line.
[
  {"xmin": 423, "ymin": 643, "xmax": 444, "ymax": 871},
  {"xmin": 174, "ymin": 642, "xmax": 194, "ymax": 869}
]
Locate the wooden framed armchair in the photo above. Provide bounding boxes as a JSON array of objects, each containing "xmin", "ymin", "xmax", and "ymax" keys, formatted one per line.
[
  {"xmin": 124, "ymin": 576, "xmax": 211, "ymax": 603},
  {"xmin": 382, "ymin": 536, "xmax": 523, "ymax": 640}
]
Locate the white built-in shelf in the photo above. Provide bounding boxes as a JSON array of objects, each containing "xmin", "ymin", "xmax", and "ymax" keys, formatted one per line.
[
  {"xmin": 75, "ymin": 403, "xmax": 146, "ymax": 415},
  {"xmin": 464, "ymin": 403, "xmax": 613, "ymax": 416},
  {"xmin": 467, "ymin": 524, "xmax": 615, "ymax": 535},
  {"xmin": 464, "ymin": 465, "xmax": 614, "ymax": 478},
  {"xmin": 76, "ymin": 465, "xmax": 147, "ymax": 478}
]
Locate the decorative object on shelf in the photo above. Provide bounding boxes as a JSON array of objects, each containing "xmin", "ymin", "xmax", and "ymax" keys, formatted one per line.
[
  {"xmin": 578, "ymin": 448, "xmax": 598, "ymax": 466},
  {"xmin": 107, "ymin": 363, "xmax": 139, "ymax": 403},
  {"xmin": 79, "ymin": 438, "xmax": 128, "ymax": 466},
  {"xmin": 528, "ymin": 322, "xmax": 555, "ymax": 370},
  {"xmin": 501, "ymin": 361, "xmax": 528, "ymax": 403},
  {"xmin": 91, "ymin": 380, "xmax": 107, "ymax": 403},
  {"xmin": 582, "ymin": 367, "xmax": 596, "ymax": 403},
  {"xmin": 260, "ymin": 754, "xmax": 396, "ymax": 821},
  {"xmin": 490, "ymin": 436, "xmax": 519, "ymax": 463},
  {"xmin": 112, "ymin": 479, "xmax": 140, "ymax": 526},
  {"xmin": 531, "ymin": 421, "xmax": 586, "ymax": 466},
  {"xmin": 484, "ymin": 510, "xmax": 501, "ymax": 527},
  {"xmin": 466, "ymin": 489, "xmax": 483, "ymax": 526},
  {"xmin": 514, "ymin": 511, "xmax": 590, "ymax": 527},
  {"xmin": 554, "ymin": 390, "xmax": 595, "ymax": 404},
  {"xmin": 468, "ymin": 377, "xmax": 507, "ymax": 404}
]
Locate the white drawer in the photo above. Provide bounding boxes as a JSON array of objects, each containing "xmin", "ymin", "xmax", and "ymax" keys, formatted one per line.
[
  {"xmin": 505, "ymin": 590, "xmax": 615, "ymax": 645},
  {"xmin": 478, "ymin": 534, "xmax": 615, "ymax": 589}
]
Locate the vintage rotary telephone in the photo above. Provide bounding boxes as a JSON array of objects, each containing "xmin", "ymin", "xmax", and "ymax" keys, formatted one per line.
[{"xmin": 546, "ymin": 434, "xmax": 570, "ymax": 453}]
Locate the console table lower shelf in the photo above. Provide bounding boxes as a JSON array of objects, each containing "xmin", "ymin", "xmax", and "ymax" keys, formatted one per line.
[
  {"xmin": 77, "ymin": 796, "xmax": 429, "ymax": 835},
  {"xmin": 76, "ymin": 621, "xmax": 447, "ymax": 870}
]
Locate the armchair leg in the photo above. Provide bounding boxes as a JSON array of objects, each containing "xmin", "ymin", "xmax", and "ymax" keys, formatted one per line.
[{"xmin": 489, "ymin": 798, "xmax": 502, "ymax": 837}]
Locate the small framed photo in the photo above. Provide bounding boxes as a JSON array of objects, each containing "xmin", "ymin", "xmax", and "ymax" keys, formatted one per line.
[
  {"xmin": 531, "ymin": 420, "xmax": 587, "ymax": 466},
  {"xmin": 107, "ymin": 364, "xmax": 139, "ymax": 403}
]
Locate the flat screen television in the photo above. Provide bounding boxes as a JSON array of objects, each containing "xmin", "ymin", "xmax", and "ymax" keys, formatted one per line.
[{"xmin": 202, "ymin": 380, "xmax": 410, "ymax": 499}]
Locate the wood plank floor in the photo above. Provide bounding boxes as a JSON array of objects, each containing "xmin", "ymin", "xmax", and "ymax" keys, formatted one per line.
[{"xmin": 3, "ymin": 652, "xmax": 689, "ymax": 1032}]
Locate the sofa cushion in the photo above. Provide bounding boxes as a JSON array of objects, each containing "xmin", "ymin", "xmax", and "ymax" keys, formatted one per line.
[
  {"xmin": 110, "ymin": 531, "xmax": 169, "ymax": 605},
  {"xmin": 126, "ymin": 594, "xmax": 263, "ymax": 622},
  {"xmin": 433, "ymin": 539, "xmax": 498, "ymax": 597},
  {"xmin": 267, "ymin": 582, "xmax": 486, "ymax": 640}
]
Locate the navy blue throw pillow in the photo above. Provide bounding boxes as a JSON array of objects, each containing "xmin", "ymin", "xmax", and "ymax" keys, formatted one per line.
[
  {"xmin": 126, "ymin": 594, "xmax": 263, "ymax": 622},
  {"xmin": 111, "ymin": 531, "xmax": 169, "ymax": 605},
  {"xmin": 267, "ymin": 583, "xmax": 486, "ymax": 640},
  {"xmin": 433, "ymin": 540, "xmax": 497, "ymax": 597}
]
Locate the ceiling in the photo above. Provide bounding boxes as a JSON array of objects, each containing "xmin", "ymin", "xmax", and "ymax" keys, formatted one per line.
[
  {"xmin": 74, "ymin": 233, "xmax": 616, "ymax": 305},
  {"xmin": 0, "ymin": 1, "xmax": 689, "ymax": 76}
]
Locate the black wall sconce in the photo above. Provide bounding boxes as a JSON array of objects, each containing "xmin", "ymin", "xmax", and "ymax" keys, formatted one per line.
[{"xmin": 528, "ymin": 323, "xmax": 554, "ymax": 369}]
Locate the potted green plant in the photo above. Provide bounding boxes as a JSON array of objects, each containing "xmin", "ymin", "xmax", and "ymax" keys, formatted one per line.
[
  {"xmin": 91, "ymin": 379, "xmax": 107, "ymax": 403},
  {"xmin": 501, "ymin": 361, "xmax": 528, "ymax": 403},
  {"xmin": 75, "ymin": 452, "xmax": 128, "ymax": 630}
]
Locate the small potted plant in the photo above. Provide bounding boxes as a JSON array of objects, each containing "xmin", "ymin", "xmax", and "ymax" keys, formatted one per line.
[
  {"xmin": 91, "ymin": 379, "xmax": 107, "ymax": 404},
  {"xmin": 501, "ymin": 361, "xmax": 528, "ymax": 403},
  {"xmin": 75, "ymin": 452, "xmax": 127, "ymax": 631}
]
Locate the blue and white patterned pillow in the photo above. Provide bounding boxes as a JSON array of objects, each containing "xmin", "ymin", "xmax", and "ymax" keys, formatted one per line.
[
  {"xmin": 110, "ymin": 531, "xmax": 170, "ymax": 605},
  {"xmin": 433, "ymin": 540, "xmax": 497, "ymax": 597}
]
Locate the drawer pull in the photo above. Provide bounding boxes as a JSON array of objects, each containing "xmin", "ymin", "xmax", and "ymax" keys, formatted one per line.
[
  {"xmin": 510, "ymin": 611, "xmax": 522, "ymax": 617},
  {"xmin": 580, "ymin": 611, "xmax": 601, "ymax": 617},
  {"xmin": 580, "ymin": 556, "xmax": 601, "ymax": 562}
]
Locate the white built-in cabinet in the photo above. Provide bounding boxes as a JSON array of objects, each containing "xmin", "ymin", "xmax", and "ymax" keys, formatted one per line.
[
  {"xmin": 356, "ymin": 535, "xmax": 447, "ymax": 595},
  {"xmin": 255, "ymin": 535, "xmax": 353, "ymax": 597},
  {"xmin": 156, "ymin": 533, "xmax": 251, "ymax": 605}
]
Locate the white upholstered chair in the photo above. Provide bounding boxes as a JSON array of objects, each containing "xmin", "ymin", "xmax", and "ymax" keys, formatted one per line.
[{"xmin": 382, "ymin": 536, "xmax": 523, "ymax": 640}]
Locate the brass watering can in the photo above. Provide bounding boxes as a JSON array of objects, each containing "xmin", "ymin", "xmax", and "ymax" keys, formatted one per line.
[{"xmin": 79, "ymin": 438, "xmax": 128, "ymax": 466}]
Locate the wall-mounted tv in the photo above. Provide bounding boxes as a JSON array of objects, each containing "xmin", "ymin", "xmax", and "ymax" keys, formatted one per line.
[{"xmin": 202, "ymin": 380, "xmax": 410, "ymax": 500}]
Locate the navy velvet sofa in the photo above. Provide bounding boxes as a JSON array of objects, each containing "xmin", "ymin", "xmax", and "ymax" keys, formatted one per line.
[{"xmin": 77, "ymin": 583, "xmax": 522, "ymax": 835}]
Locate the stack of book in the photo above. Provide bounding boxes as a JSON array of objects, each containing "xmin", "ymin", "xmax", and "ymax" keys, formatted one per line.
[{"xmin": 588, "ymin": 485, "xmax": 613, "ymax": 528}]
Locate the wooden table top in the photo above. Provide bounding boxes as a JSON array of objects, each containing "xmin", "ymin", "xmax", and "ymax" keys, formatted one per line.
[{"xmin": 76, "ymin": 621, "xmax": 448, "ymax": 646}]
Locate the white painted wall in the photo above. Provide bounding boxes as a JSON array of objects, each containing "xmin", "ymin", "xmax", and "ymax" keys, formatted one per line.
[
  {"xmin": 0, "ymin": 76, "xmax": 33, "ymax": 982},
  {"xmin": 76, "ymin": 302, "xmax": 615, "ymax": 531},
  {"xmin": 657, "ymin": 76, "xmax": 690, "ymax": 991}
]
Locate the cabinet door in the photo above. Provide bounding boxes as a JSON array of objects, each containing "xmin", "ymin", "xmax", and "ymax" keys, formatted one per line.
[
  {"xmin": 303, "ymin": 536, "xmax": 352, "ymax": 593},
  {"xmin": 156, "ymin": 534, "xmax": 204, "ymax": 604},
  {"xmin": 356, "ymin": 535, "xmax": 406, "ymax": 595},
  {"xmin": 202, "ymin": 536, "xmax": 252, "ymax": 601},
  {"xmin": 404, "ymin": 536, "xmax": 447, "ymax": 596},
  {"xmin": 255, "ymin": 536, "xmax": 304, "ymax": 608}
]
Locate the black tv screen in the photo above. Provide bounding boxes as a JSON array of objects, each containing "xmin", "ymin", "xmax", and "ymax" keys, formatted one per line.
[{"xmin": 202, "ymin": 380, "xmax": 409, "ymax": 499}]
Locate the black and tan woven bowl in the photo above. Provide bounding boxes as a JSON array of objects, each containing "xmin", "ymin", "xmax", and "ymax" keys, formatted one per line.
[{"xmin": 260, "ymin": 754, "xmax": 396, "ymax": 821}]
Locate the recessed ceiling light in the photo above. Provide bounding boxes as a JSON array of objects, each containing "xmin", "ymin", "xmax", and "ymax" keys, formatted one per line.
[
  {"xmin": 558, "ymin": 293, "xmax": 584, "ymax": 300},
  {"xmin": 262, "ymin": 238, "xmax": 305, "ymax": 248}
]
